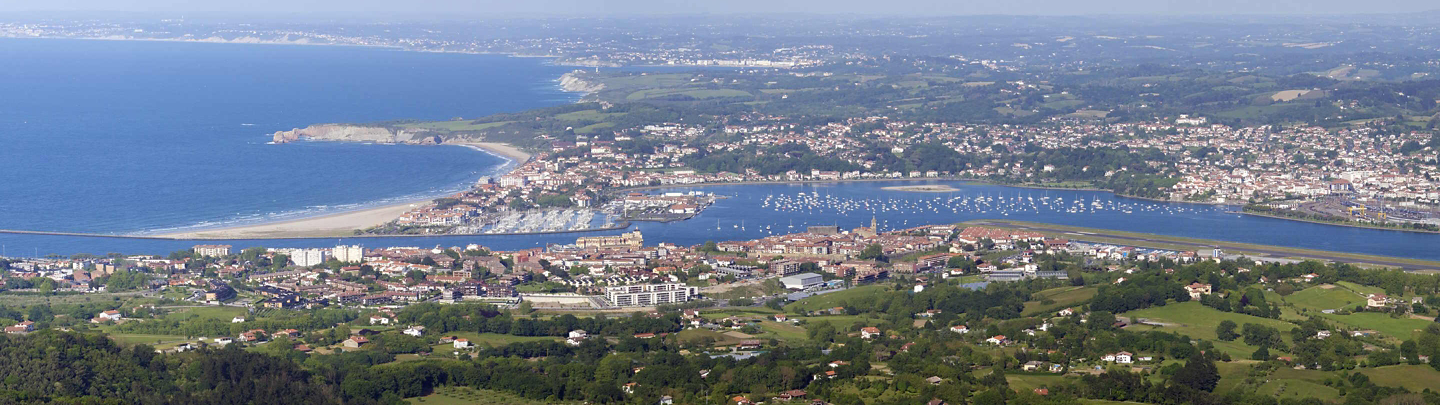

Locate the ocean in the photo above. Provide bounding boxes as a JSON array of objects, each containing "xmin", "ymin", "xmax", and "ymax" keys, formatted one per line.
[
  {"xmin": 0, "ymin": 38, "xmax": 576, "ymax": 237},
  {"xmin": 1, "ymin": 38, "xmax": 1438, "ymax": 261}
]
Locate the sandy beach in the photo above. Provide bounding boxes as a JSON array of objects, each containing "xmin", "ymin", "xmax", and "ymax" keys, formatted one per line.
[
  {"xmin": 461, "ymin": 141, "xmax": 532, "ymax": 162},
  {"xmin": 155, "ymin": 142, "xmax": 527, "ymax": 239}
]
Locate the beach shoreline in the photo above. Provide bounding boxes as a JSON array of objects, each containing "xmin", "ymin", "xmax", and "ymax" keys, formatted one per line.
[{"xmin": 152, "ymin": 142, "xmax": 528, "ymax": 239}]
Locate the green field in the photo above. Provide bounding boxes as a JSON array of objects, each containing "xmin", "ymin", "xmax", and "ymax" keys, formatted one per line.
[
  {"xmin": 756, "ymin": 321, "xmax": 808, "ymax": 341},
  {"xmin": 397, "ymin": 120, "xmax": 515, "ymax": 132},
  {"xmin": 1123, "ymin": 302, "xmax": 1298, "ymax": 358},
  {"xmin": 794, "ymin": 315, "xmax": 875, "ymax": 330},
  {"xmin": 1255, "ymin": 379, "xmax": 1340, "ymax": 401},
  {"xmin": 600, "ymin": 73, "xmax": 693, "ymax": 89},
  {"xmin": 1284, "ymin": 286, "xmax": 1364, "ymax": 311},
  {"xmin": 785, "ymin": 285, "xmax": 890, "ymax": 313},
  {"xmin": 1357, "ymin": 365, "xmax": 1440, "ymax": 392},
  {"xmin": 1333, "ymin": 281, "xmax": 1386, "ymax": 296},
  {"xmin": 0, "ymin": 291, "xmax": 150, "ymax": 306},
  {"xmin": 1004, "ymin": 374, "xmax": 1069, "ymax": 392},
  {"xmin": 166, "ymin": 306, "xmax": 248, "ymax": 321},
  {"xmin": 1023, "ymin": 286, "xmax": 1097, "ymax": 316},
  {"xmin": 1213, "ymin": 360, "xmax": 1256, "ymax": 394},
  {"xmin": 625, "ymin": 88, "xmax": 752, "ymax": 101},
  {"xmin": 108, "ymin": 334, "xmax": 190, "ymax": 347},
  {"xmin": 552, "ymin": 110, "xmax": 625, "ymax": 121},
  {"xmin": 574, "ymin": 122, "xmax": 616, "ymax": 134},
  {"xmin": 430, "ymin": 332, "xmax": 560, "ymax": 352},
  {"xmin": 407, "ymin": 386, "xmax": 575, "ymax": 405},
  {"xmin": 1318, "ymin": 312, "xmax": 1430, "ymax": 340}
]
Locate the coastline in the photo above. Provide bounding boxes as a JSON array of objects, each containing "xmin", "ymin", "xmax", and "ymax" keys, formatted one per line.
[{"xmin": 152, "ymin": 142, "xmax": 529, "ymax": 239}]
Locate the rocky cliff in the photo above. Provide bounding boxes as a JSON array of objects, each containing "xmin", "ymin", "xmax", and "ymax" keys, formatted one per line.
[
  {"xmin": 272, "ymin": 124, "xmax": 440, "ymax": 144},
  {"xmin": 559, "ymin": 71, "xmax": 605, "ymax": 94}
]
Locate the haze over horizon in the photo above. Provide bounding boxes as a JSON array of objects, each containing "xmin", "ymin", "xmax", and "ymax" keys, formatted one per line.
[{"xmin": 1, "ymin": 0, "xmax": 1436, "ymax": 18}]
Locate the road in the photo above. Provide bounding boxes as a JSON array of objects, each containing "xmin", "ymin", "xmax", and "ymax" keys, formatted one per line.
[{"xmin": 970, "ymin": 221, "xmax": 1440, "ymax": 272}]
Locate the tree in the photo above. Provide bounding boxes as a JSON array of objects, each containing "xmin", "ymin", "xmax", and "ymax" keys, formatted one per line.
[
  {"xmin": 1172, "ymin": 353, "xmax": 1220, "ymax": 392},
  {"xmin": 1251, "ymin": 346, "xmax": 1271, "ymax": 361},
  {"xmin": 858, "ymin": 244, "xmax": 886, "ymax": 261},
  {"xmin": 1216, "ymin": 320, "xmax": 1240, "ymax": 341},
  {"xmin": 1400, "ymin": 340, "xmax": 1420, "ymax": 364}
]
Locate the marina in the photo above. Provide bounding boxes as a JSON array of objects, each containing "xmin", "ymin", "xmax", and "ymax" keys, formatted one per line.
[{"xmin": 3, "ymin": 180, "xmax": 1440, "ymax": 260}]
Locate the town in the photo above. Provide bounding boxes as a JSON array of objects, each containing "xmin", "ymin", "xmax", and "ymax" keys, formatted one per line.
[{"xmin": 5, "ymin": 219, "xmax": 1440, "ymax": 404}]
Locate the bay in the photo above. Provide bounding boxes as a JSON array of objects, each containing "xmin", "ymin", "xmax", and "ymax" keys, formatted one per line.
[
  {"xmin": 3, "ymin": 181, "xmax": 1439, "ymax": 260},
  {"xmin": 0, "ymin": 38, "xmax": 575, "ymax": 236}
]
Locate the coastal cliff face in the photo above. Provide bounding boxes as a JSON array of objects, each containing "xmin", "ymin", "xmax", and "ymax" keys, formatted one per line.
[
  {"xmin": 559, "ymin": 71, "xmax": 605, "ymax": 94},
  {"xmin": 272, "ymin": 124, "xmax": 439, "ymax": 144}
]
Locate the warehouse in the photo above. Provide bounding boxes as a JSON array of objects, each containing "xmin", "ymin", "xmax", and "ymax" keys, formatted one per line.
[{"xmin": 779, "ymin": 272, "xmax": 824, "ymax": 290}]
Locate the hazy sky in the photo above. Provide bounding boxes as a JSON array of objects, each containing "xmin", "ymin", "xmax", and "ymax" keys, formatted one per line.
[{"xmin": 2, "ymin": 0, "xmax": 1435, "ymax": 17}]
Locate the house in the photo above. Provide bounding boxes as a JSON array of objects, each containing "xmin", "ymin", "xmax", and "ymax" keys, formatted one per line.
[
  {"xmin": 1113, "ymin": 351, "xmax": 1133, "ymax": 364},
  {"xmin": 1185, "ymin": 282, "xmax": 1212, "ymax": 299},
  {"xmin": 342, "ymin": 336, "xmax": 369, "ymax": 348},
  {"xmin": 659, "ymin": 395, "xmax": 674, "ymax": 405},
  {"xmin": 633, "ymin": 333, "xmax": 656, "ymax": 339},
  {"xmin": 369, "ymin": 315, "xmax": 391, "ymax": 325},
  {"xmin": 568, "ymin": 330, "xmax": 588, "ymax": 339},
  {"xmin": 231, "ymin": 316, "xmax": 246, "ymax": 323},
  {"xmin": 732, "ymin": 395, "xmax": 754, "ymax": 405},
  {"xmin": 773, "ymin": 314, "xmax": 788, "ymax": 322},
  {"xmin": 986, "ymin": 335, "xmax": 1007, "ymax": 345},
  {"xmin": 453, "ymin": 338, "xmax": 471, "ymax": 349},
  {"xmin": 1049, "ymin": 363, "xmax": 1065, "ymax": 373},
  {"xmin": 950, "ymin": 325, "xmax": 970, "ymax": 334},
  {"xmin": 1057, "ymin": 308, "xmax": 1075, "ymax": 317},
  {"xmin": 294, "ymin": 344, "xmax": 313, "ymax": 353},
  {"xmin": 1022, "ymin": 361, "xmax": 1045, "ymax": 371},
  {"xmin": 98, "ymin": 310, "xmax": 123, "ymax": 321},
  {"xmin": 860, "ymin": 327, "xmax": 881, "ymax": 339},
  {"xmin": 403, "ymin": 326, "xmax": 425, "ymax": 337},
  {"xmin": 777, "ymin": 389, "xmax": 806, "ymax": 401},
  {"xmin": 1316, "ymin": 330, "xmax": 1333, "ymax": 339},
  {"xmin": 622, "ymin": 382, "xmax": 636, "ymax": 394},
  {"xmin": 828, "ymin": 361, "xmax": 850, "ymax": 368},
  {"xmin": 737, "ymin": 339, "xmax": 763, "ymax": 350},
  {"xmin": 1367, "ymin": 294, "xmax": 1389, "ymax": 308},
  {"xmin": 925, "ymin": 376, "xmax": 944, "ymax": 385},
  {"xmin": 214, "ymin": 337, "xmax": 234, "ymax": 346}
]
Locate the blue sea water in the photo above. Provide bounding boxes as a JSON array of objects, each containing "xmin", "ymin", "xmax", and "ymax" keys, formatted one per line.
[
  {"xmin": 0, "ymin": 39, "xmax": 1438, "ymax": 260},
  {"xmin": 0, "ymin": 38, "xmax": 575, "ymax": 236}
]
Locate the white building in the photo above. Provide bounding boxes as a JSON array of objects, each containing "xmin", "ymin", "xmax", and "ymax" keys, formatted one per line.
[
  {"xmin": 604, "ymin": 283, "xmax": 700, "ymax": 307},
  {"xmin": 779, "ymin": 272, "xmax": 824, "ymax": 290},
  {"xmin": 333, "ymin": 245, "xmax": 365, "ymax": 263},
  {"xmin": 193, "ymin": 244, "xmax": 232, "ymax": 257},
  {"xmin": 289, "ymin": 249, "xmax": 330, "ymax": 267}
]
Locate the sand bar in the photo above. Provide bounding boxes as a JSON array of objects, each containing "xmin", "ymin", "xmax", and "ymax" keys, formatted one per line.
[
  {"xmin": 880, "ymin": 185, "xmax": 959, "ymax": 193},
  {"xmin": 154, "ymin": 142, "xmax": 526, "ymax": 239},
  {"xmin": 156, "ymin": 202, "xmax": 423, "ymax": 239}
]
